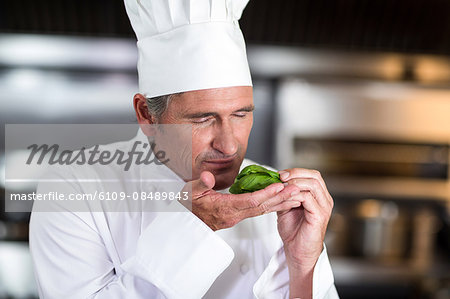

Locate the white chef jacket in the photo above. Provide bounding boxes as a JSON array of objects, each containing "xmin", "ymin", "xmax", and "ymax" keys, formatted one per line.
[{"xmin": 29, "ymin": 131, "xmax": 339, "ymax": 299}]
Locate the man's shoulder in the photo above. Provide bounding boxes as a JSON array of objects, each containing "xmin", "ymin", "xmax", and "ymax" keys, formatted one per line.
[{"xmin": 35, "ymin": 134, "xmax": 148, "ymax": 191}]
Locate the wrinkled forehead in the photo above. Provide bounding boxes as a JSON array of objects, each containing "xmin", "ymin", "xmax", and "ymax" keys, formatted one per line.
[{"xmin": 169, "ymin": 86, "xmax": 254, "ymax": 114}]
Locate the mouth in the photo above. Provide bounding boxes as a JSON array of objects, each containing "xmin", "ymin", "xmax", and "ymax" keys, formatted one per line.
[{"xmin": 203, "ymin": 157, "xmax": 235, "ymax": 168}]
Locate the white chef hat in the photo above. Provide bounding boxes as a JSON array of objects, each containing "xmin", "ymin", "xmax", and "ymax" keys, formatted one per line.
[{"xmin": 124, "ymin": 0, "xmax": 253, "ymax": 98}]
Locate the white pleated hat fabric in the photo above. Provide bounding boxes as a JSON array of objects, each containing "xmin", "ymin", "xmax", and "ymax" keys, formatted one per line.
[{"xmin": 124, "ymin": 0, "xmax": 253, "ymax": 98}]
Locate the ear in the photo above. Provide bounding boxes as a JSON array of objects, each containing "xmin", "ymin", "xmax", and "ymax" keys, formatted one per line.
[{"xmin": 133, "ymin": 93, "xmax": 156, "ymax": 136}]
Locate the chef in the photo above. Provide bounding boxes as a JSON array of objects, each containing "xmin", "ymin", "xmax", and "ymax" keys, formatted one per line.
[{"xmin": 30, "ymin": 0, "xmax": 339, "ymax": 298}]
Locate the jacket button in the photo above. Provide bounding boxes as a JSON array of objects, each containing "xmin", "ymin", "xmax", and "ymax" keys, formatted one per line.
[{"xmin": 240, "ymin": 264, "xmax": 249, "ymax": 274}]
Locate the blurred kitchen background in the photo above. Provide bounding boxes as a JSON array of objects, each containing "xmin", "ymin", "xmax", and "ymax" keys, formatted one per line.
[{"xmin": 1, "ymin": 0, "xmax": 450, "ymax": 298}]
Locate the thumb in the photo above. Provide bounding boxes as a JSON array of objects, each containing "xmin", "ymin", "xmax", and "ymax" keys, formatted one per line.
[
  {"xmin": 183, "ymin": 171, "xmax": 215, "ymax": 199},
  {"xmin": 194, "ymin": 171, "xmax": 215, "ymax": 195}
]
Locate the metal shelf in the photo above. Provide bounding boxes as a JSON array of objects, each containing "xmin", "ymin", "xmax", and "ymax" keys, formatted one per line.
[{"xmin": 325, "ymin": 176, "xmax": 450, "ymax": 203}]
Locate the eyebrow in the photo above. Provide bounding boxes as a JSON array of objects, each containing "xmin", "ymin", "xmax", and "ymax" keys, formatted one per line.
[{"xmin": 183, "ymin": 104, "xmax": 255, "ymax": 119}]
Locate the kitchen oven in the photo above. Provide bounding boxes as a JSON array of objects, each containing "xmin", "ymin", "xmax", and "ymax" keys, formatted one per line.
[{"xmin": 275, "ymin": 78, "xmax": 450, "ymax": 298}]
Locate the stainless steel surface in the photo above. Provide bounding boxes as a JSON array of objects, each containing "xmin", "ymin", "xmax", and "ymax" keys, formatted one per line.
[
  {"xmin": 0, "ymin": 34, "xmax": 137, "ymax": 71},
  {"xmin": 275, "ymin": 79, "xmax": 450, "ymax": 204},
  {"xmin": 273, "ymin": 73, "xmax": 450, "ymax": 292},
  {"xmin": 249, "ymin": 46, "xmax": 450, "ymax": 83},
  {"xmin": 350, "ymin": 200, "xmax": 408, "ymax": 260},
  {"xmin": 275, "ymin": 79, "xmax": 450, "ymax": 146},
  {"xmin": 2, "ymin": 34, "xmax": 450, "ymax": 83}
]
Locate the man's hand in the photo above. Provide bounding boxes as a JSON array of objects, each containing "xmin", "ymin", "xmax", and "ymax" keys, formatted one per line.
[
  {"xmin": 276, "ymin": 168, "xmax": 334, "ymax": 299},
  {"xmin": 182, "ymin": 171, "xmax": 301, "ymax": 231}
]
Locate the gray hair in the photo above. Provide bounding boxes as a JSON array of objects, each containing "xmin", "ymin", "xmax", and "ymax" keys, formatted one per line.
[{"xmin": 145, "ymin": 93, "xmax": 182, "ymax": 121}]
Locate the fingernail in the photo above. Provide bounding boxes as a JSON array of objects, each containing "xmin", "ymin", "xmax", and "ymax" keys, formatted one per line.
[
  {"xmin": 291, "ymin": 189, "xmax": 300, "ymax": 196},
  {"xmin": 292, "ymin": 201, "xmax": 301, "ymax": 207},
  {"xmin": 279, "ymin": 171, "xmax": 289, "ymax": 181}
]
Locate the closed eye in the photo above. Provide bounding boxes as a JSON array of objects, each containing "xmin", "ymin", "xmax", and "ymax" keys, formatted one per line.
[
  {"xmin": 192, "ymin": 117, "xmax": 213, "ymax": 124},
  {"xmin": 233, "ymin": 112, "xmax": 250, "ymax": 118}
]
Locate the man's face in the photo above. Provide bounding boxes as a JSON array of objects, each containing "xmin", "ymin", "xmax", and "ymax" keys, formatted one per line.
[{"xmin": 158, "ymin": 86, "xmax": 254, "ymax": 190}]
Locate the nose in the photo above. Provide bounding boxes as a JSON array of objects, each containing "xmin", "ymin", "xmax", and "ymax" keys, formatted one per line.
[{"xmin": 212, "ymin": 120, "xmax": 238, "ymax": 156}]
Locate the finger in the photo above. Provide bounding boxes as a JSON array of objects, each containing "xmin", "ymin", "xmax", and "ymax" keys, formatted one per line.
[
  {"xmin": 279, "ymin": 168, "xmax": 330, "ymax": 199},
  {"xmin": 182, "ymin": 171, "xmax": 215, "ymax": 199},
  {"xmin": 237, "ymin": 184, "xmax": 300, "ymax": 217},
  {"xmin": 286, "ymin": 178, "xmax": 332, "ymax": 212},
  {"xmin": 228, "ymin": 182, "xmax": 285, "ymax": 209},
  {"xmin": 294, "ymin": 191, "xmax": 326, "ymax": 222},
  {"xmin": 251, "ymin": 184, "xmax": 300, "ymax": 210},
  {"xmin": 278, "ymin": 167, "xmax": 333, "ymax": 209},
  {"xmin": 266, "ymin": 200, "xmax": 301, "ymax": 214},
  {"xmin": 287, "ymin": 177, "xmax": 333, "ymax": 213}
]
